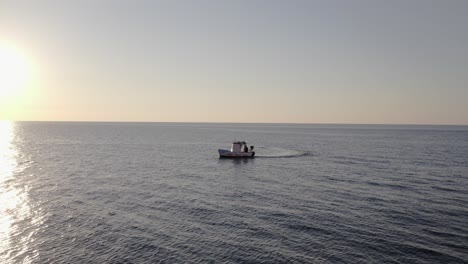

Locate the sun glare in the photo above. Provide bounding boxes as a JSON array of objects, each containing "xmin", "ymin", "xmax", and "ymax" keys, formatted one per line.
[{"xmin": 0, "ymin": 45, "xmax": 30, "ymax": 98}]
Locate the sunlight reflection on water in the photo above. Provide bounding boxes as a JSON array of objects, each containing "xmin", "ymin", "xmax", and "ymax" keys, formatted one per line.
[{"xmin": 0, "ymin": 121, "xmax": 34, "ymax": 263}]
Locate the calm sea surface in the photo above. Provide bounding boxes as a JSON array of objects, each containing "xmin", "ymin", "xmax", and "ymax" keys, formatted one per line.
[{"xmin": 1, "ymin": 122, "xmax": 467, "ymax": 263}]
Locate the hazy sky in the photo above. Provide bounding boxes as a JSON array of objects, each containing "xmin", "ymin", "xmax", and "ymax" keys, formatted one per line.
[{"xmin": 1, "ymin": 0, "xmax": 467, "ymax": 124}]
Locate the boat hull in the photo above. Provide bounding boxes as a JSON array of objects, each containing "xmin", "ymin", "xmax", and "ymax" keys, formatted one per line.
[{"xmin": 218, "ymin": 149, "xmax": 255, "ymax": 158}]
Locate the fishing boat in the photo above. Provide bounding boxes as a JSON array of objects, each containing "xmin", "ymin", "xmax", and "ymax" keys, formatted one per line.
[{"xmin": 218, "ymin": 141, "xmax": 255, "ymax": 158}]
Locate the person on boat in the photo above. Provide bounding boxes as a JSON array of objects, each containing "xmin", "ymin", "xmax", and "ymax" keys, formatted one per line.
[{"xmin": 244, "ymin": 144, "xmax": 249, "ymax": 152}]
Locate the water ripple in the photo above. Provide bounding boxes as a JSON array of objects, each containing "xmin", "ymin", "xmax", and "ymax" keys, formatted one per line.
[{"xmin": 1, "ymin": 122, "xmax": 468, "ymax": 263}]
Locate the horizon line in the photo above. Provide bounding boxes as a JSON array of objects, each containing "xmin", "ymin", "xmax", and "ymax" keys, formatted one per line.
[{"xmin": 2, "ymin": 120, "xmax": 468, "ymax": 126}]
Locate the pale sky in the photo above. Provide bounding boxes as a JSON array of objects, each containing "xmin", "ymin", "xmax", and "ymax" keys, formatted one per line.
[{"xmin": 1, "ymin": 0, "xmax": 467, "ymax": 124}]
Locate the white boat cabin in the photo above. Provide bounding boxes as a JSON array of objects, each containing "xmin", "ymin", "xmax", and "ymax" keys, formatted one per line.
[{"xmin": 231, "ymin": 141, "xmax": 248, "ymax": 153}]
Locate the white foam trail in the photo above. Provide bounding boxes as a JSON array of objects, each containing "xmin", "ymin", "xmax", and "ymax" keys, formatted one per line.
[{"xmin": 255, "ymin": 147, "xmax": 310, "ymax": 158}]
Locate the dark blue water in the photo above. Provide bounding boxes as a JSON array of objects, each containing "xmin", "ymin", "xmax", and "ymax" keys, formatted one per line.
[{"xmin": 1, "ymin": 122, "xmax": 468, "ymax": 263}]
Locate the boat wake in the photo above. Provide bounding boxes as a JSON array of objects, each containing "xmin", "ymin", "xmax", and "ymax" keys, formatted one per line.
[{"xmin": 256, "ymin": 147, "xmax": 310, "ymax": 158}]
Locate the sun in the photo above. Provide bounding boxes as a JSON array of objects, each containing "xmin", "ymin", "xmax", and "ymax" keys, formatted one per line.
[{"xmin": 0, "ymin": 45, "xmax": 30, "ymax": 98}]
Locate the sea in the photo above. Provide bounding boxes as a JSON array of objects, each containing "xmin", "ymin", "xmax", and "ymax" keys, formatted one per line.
[{"xmin": 1, "ymin": 121, "xmax": 467, "ymax": 263}]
